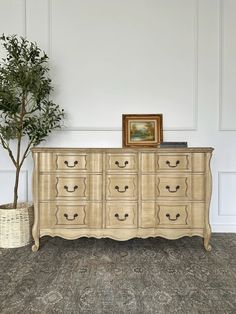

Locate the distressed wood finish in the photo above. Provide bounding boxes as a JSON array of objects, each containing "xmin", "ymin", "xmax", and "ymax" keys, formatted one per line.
[{"xmin": 32, "ymin": 147, "xmax": 213, "ymax": 251}]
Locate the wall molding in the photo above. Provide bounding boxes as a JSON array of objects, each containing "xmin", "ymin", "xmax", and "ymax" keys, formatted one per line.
[
  {"xmin": 218, "ymin": 171, "xmax": 236, "ymax": 216},
  {"xmin": 218, "ymin": 0, "xmax": 236, "ymax": 131},
  {"xmin": 58, "ymin": 126, "xmax": 199, "ymax": 132},
  {"xmin": 218, "ymin": 0, "xmax": 223, "ymax": 130},
  {"xmin": 47, "ymin": 0, "xmax": 199, "ymax": 132},
  {"xmin": 212, "ymin": 224, "xmax": 236, "ymax": 233},
  {"xmin": 48, "ymin": 0, "xmax": 52, "ymax": 59},
  {"xmin": 23, "ymin": 0, "xmax": 27, "ymax": 37}
]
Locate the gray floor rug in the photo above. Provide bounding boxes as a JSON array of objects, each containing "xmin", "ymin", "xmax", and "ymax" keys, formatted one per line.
[{"xmin": 0, "ymin": 234, "xmax": 236, "ymax": 314}]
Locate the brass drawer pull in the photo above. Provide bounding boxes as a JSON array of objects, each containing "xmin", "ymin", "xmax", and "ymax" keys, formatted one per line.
[
  {"xmin": 64, "ymin": 160, "xmax": 78, "ymax": 168},
  {"xmin": 166, "ymin": 160, "xmax": 180, "ymax": 168},
  {"xmin": 115, "ymin": 160, "xmax": 129, "ymax": 168},
  {"xmin": 165, "ymin": 185, "xmax": 180, "ymax": 193},
  {"xmin": 64, "ymin": 213, "xmax": 78, "ymax": 221},
  {"xmin": 64, "ymin": 185, "xmax": 78, "ymax": 193},
  {"xmin": 114, "ymin": 213, "xmax": 129, "ymax": 221},
  {"xmin": 115, "ymin": 185, "xmax": 129, "ymax": 193},
  {"xmin": 166, "ymin": 213, "xmax": 180, "ymax": 221}
]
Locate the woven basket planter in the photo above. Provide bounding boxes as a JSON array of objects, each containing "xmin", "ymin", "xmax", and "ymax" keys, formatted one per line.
[{"xmin": 0, "ymin": 203, "xmax": 34, "ymax": 248}]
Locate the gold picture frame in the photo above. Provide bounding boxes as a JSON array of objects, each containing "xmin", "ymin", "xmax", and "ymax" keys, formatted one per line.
[{"xmin": 122, "ymin": 114, "xmax": 163, "ymax": 147}]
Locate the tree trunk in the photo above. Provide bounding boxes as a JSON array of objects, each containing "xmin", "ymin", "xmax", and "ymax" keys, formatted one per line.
[
  {"xmin": 13, "ymin": 166, "xmax": 21, "ymax": 208},
  {"xmin": 13, "ymin": 99, "xmax": 24, "ymax": 208}
]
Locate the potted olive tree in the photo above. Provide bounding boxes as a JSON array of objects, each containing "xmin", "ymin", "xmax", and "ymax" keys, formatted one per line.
[{"xmin": 0, "ymin": 34, "xmax": 64, "ymax": 248}]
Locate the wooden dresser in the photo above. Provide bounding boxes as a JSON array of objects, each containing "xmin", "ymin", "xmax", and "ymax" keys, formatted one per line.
[{"xmin": 31, "ymin": 147, "xmax": 213, "ymax": 251}]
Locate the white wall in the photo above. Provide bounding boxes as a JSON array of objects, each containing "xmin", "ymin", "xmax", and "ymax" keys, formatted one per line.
[{"xmin": 0, "ymin": 0, "xmax": 235, "ymax": 232}]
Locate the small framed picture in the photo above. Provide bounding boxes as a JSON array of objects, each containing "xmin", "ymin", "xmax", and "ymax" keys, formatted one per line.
[{"xmin": 122, "ymin": 114, "xmax": 163, "ymax": 147}]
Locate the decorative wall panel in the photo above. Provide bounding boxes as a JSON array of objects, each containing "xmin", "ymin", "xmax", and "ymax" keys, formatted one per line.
[
  {"xmin": 50, "ymin": 0, "xmax": 198, "ymax": 130},
  {"xmin": 219, "ymin": 0, "xmax": 236, "ymax": 130},
  {"xmin": 218, "ymin": 172, "xmax": 236, "ymax": 216}
]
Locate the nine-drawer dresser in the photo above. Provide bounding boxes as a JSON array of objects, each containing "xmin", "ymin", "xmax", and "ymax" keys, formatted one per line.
[{"xmin": 31, "ymin": 147, "xmax": 213, "ymax": 251}]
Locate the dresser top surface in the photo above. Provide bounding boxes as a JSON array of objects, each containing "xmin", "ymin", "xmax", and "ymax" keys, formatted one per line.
[{"xmin": 31, "ymin": 147, "xmax": 214, "ymax": 153}]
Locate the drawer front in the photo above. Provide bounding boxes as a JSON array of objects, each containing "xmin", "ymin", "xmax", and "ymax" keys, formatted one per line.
[
  {"xmin": 106, "ymin": 203, "xmax": 138, "ymax": 228},
  {"xmin": 39, "ymin": 153, "xmax": 102, "ymax": 172},
  {"xmin": 39, "ymin": 174, "xmax": 102, "ymax": 201},
  {"xmin": 141, "ymin": 153, "xmax": 192, "ymax": 172},
  {"xmin": 157, "ymin": 205, "xmax": 190, "ymax": 227},
  {"xmin": 156, "ymin": 176, "xmax": 191, "ymax": 198},
  {"xmin": 141, "ymin": 203, "xmax": 191, "ymax": 228},
  {"xmin": 57, "ymin": 177, "xmax": 87, "ymax": 198},
  {"xmin": 141, "ymin": 202, "xmax": 204, "ymax": 229},
  {"xmin": 157, "ymin": 154, "xmax": 191, "ymax": 171},
  {"xmin": 106, "ymin": 175, "xmax": 137, "ymax": 200},
  {"xmin": 142, "ymin": 175, "xmax": 192, "ymax": 200},
  {"xmin": 142, "ymin": 175, "xmax": 204, "ymax": 200},
  {"xmin": 39, "ymin": 202, "xmax": 102, "ymax": 229},
  {"xmin": 106, "ymin": 154, "xmax": 138, "ymax": 171}
]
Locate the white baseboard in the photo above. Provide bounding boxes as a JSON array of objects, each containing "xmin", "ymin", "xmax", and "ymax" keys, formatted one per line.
[{"xmin": 212, "ymin": 224, "xmax": 236, "ymax": 233}]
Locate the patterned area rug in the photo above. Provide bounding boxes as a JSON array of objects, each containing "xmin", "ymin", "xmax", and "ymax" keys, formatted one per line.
[{"xmin": 0, "ymin": 234, "xmax": 236, "ymax": 314}]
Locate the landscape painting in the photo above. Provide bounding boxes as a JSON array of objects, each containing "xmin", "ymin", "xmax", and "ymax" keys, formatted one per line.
[
  {"xmin": 122, "ymin": 114, "xmax": 163, "ymax": 147},
  {"xmin": 130, "ymin": 121, "xmax": 156, "ymax": 142}
]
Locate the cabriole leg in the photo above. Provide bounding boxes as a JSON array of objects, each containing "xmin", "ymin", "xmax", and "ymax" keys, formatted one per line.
[
  {"xmin": 203, "ymin": 233, "xmax": 212, "ymax": 252},
  {"xmin": 32, "ymin": 239, "xmax": 39, "ymax": 252}
]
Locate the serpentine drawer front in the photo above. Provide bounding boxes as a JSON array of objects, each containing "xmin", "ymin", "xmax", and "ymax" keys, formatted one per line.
[
  {"xmin": 39, "ymin": 153, "xmax": 102, "ymax": 172},
  {"xmin": 106, "ymin": 175, "xmax": 138, "ymax": 200},
  {"xmin": 106, "ymin": 153, "xmax": 138, "ymax": 172},
  {"xmin": 39, "ymin": 202, "xmax": 102, "ymax": 229},
  {"xmin": 39, "ymin": 174, "xmax": 102, "ymax": 201},
  {"xmin": 31, "ymin": 147, "xmax": 213, "ymax": 252},
  {"xmin": 105, "ymin": 203, "xmax": 138, "ymax": 229}
]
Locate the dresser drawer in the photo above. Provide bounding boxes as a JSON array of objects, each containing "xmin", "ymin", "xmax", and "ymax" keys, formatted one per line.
[
  {"xmin": 106, "ymin": 153, "xmax": 138, "ymax": 172},
  {"xmin": 39, "ymin": 202, "xmax": 102, "ymax": 229},
  {"xmin": 156, "ymin": 176, "xmax": 191, "ymax": 198},
  {"xmin": 39, "ymin": 153, "xmax": 102, "ymax": 172},
  {"xmin": 106, "ymin": 175, "xmax": 137, "ymax": 200},
  {"xmin": 142, "ymin": 175, "xmax": 191, "ymax": 200},
  {"xmin": 141, "ymin": 152, "xmax": 205, "ymax": 173},
  {"xmin": 140, "ymin": 202, "xmax": 204, "ymax": 229},
  {"xmin": 106, "ymin": 202, "xmax": 137, "ymax": 228},
  {"xmin": 39, "ymin": 174, "xmax": 102, "ymax": 201},
  {"xmin": 157, "ymin": 205, "xmax": 190, "ymax": 227},
  {"xmin": 157, "ymin": 154, "xmax": 191, "ymax": 171},
  {"xmin": 141, "ymin": 153, "xmax": 191, "ymax": 172},
  {"xmin": 142, "ymin": 174, "xmax": 204, "ymax": 201},
  {"xmin": 141, "ymin": 203, "xmax": 191, "ymax": 228}
]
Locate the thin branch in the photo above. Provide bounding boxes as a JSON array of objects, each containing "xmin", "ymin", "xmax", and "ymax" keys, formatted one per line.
[
  {"xmin": 19, "ymin": 138, "xmax": 33, "ymax": 168},
  {"xmin": 0, "ymin": 135, "xmax": 17, "ymax": 166},
  {"xmin": 13, "ymin": 92, "xmax": 26, "ymax": 207},
  {"xmin": 0, "ymin": 135, "xmax": 7, "ymax": 149},
  {"xmin": 25, "ymin": 96, "xmax": 34, "ymax": 106},
  {"xmin": 15, "ymin": 93, "xmax": 26, "ymax": 166},
  {"xmin": 25, "ymin": 107, "xmax": 38, "ymax": 115}
]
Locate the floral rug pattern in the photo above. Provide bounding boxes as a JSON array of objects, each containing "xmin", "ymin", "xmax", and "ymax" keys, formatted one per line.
[{"xmin": 0, "ymin": 234, "xmax": 236, "ymax": 313}]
